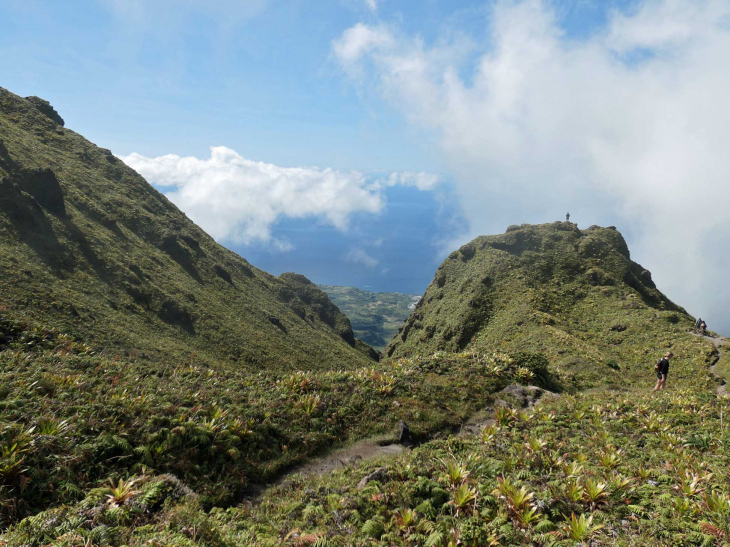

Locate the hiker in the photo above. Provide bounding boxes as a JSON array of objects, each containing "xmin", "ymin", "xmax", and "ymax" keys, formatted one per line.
[
  {"xmin": 695, "ymin": 317, "xmax": 703, "ymax": 334},
  {"xmin": 566, "ymin": 212, "xmax": 570, "ymax": 222},
  {"xmin": 652, "ymin": 352, "xmax": 673, "ymax": 392},
  {"xmin": 700, "ymin": 320, "xmax": 707, "ymax": 336}
]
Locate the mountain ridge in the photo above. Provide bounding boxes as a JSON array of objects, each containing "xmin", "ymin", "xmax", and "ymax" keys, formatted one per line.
[
  {"xmin": 0, "ymin": 87, "xmax": 376, "ymax": 371},
  {"xmin": 387, "ymin": 221, "xmax": 694, "ymax": 390}
]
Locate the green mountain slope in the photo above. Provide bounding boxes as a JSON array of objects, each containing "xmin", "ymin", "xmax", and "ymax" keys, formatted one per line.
[
  {"xmin": 1, "ymin": 219, "xmax": 721, "ymax": 545},
  {"xmin": 319, "ymin": 285, "xmax": 420, "ymax": 350},
  {"xmin": 387, "ymin": 222, "xmax": 694, "ymax": 390},
  {"xmin": 0, "ymin": 88, "xmax": 375, "ymax": 371}
]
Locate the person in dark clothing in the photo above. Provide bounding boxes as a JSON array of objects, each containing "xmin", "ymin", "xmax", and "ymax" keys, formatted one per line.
[
  {"xmin": 700, "ymin": 320, "xmax": 707, "ymax": 336},
  {"xmin": 695, "ymin": 317, "xmax": 702, "ymax": 333},
  {"xmin": 566, "ymin": 212, "xmax": 570, "ymax": 222},
  {"xmin": 652, "ymin": 352, "xmax": 673, "ymax": 392}
]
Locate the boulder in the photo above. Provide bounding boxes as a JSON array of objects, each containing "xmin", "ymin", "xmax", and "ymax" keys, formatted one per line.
[
  {"xmin": 357, "ymin": 467, "xmax": 388, "ymax": 490},
  {"xmin": 397, "ymin": 420, "xmax": 411, "ymax": 445}
]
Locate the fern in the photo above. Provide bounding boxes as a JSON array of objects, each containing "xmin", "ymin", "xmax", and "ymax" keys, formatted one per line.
[
  {"xmin": 361, "ymin": 519, "xmax": 384, "ymax": 539},
  {"xmin": 137, "ymin": 480, "xmax": 166, "ymax": 509},
  {"xmin": 533, "ymin": 519, "xmax": 555, "ymax": 533},
  {"xmin": 424, "ymin": 529, "xmax": 445, "ymax": 547}
]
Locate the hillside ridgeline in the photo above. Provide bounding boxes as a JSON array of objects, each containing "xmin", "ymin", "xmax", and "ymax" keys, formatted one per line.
[
  {"xmin": 387, "ymin": 222, "xmax": 693, "ymax": 390},
  {"xmin": 0, "ymin": 87, "xmax": 376, "ymax": 371}
]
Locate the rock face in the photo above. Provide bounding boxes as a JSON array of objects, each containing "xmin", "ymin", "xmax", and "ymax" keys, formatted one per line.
[
  {"xmin": 16, "ymin": 167, "xmax": 66, "ymax": 216},
  {"xmin": 278, "ymin": 273, "xmax": 380, "ymax": 361},
  {"xmin": 396, "ymin": 420, "xmax": 412, "ymax": 445},
  {"xmin": 25, "ymin": 96, "xmax": 65, "ymax": 126}
]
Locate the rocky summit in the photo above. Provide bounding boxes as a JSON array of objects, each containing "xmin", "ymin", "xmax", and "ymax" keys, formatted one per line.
[{"xmin": 387, "ymin": 222, "xmax": 692, "ymax": 389}]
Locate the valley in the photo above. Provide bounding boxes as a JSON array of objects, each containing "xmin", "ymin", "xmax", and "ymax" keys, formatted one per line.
[
  {"xmin": 0, "ymin": 89, "xmax": 727, "ymax": 546},
  {"xmin": 319, "ymin": 285, "xmax": 420, "ymax": 350}
]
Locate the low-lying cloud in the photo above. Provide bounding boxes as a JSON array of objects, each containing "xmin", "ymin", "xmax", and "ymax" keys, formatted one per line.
[
  {"xmin": 345, "ymin": 248, "xmax": 379, "ymax": 268},
  {"xmin": 333, "ymin": 0, "xmax": 730, "ymax": 330},
  {"xmin": 121, "ymin": 146, "xmax": 438, "ymax": 251}
]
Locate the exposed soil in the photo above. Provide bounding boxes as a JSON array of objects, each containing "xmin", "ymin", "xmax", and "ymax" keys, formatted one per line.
[
  {"xmin": 250, "ymin": 383, "xmax": 557, "ymax": 501},
  {"xmin": 280, "ymin": 438, "xmax": 405, "ymax": 480}
]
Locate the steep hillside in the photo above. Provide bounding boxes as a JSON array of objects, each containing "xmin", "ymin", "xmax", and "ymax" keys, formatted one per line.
[
  {"xmin": 1, "ymin": 218, "xmax": 721, "ymax": 545},
  {"xmin": 0, "ymin": 88, "xmax": 375, "ymax": 370},
  {"xmin": 387, "ymin": 222, "xmax": 694, "ymax": 389},
  {"xmin": 320, "ymin": 285, "xmax": 420, "ymax": 350}
]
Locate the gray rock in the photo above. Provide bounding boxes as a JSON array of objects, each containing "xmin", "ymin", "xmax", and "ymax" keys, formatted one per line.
[
  {"xmin": 397, "ymin": 420, "xmax": 412, "ymax": 445},
  {"xmin": 357, "ymin": 467, "xmax": 388, "ymax": 490}
]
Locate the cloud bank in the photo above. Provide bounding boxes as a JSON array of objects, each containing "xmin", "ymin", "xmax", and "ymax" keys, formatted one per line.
[
  {"xmin": 333, "ymin": 0, "xmax": 730, "ymax": 329},
  {"xmin": 121, "ymin": 146, "xmax": 438, "ymax": 251}
]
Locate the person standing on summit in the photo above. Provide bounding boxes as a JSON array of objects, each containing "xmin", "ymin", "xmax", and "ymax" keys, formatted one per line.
[{"xmin": 566, "ymin": 212, "xmax": 570, "ymax": 222}]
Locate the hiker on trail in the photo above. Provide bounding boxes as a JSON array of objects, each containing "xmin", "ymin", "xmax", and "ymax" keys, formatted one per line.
[
  {"xmin": 652, "ymin": 352, "xmax": 673, "ymax": 392},
  {"xmin": 700, "ymin": 320, "xmax": 708, "ymax": 336},
  {"xmin": 695, "ymin": 317, "xmax": 702, "ymax": 332},
  {"xmin": 566, "ymin": 212, "xmax": 570, "ymax": 222}
]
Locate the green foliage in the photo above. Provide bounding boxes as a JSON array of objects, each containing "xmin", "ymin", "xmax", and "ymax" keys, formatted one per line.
[
  {"xmin": 386, "ymin": 223, "xmax": 698, "ymax": 392},
  {"xmin": 2, "ymin": 325, "xmax": 725, "ymax": 546},
  {"xmin": 0, "ymin": 87, "xmax": 376, "ymax": 376},
  {"xmin": 0, "ymin": 310, "xmax": 546, "ymax": 526}
]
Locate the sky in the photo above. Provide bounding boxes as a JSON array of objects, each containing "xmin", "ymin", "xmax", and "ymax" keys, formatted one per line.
[{"xmin": 2, "ymin": 0, "xmax": 730, "ymax": 332}]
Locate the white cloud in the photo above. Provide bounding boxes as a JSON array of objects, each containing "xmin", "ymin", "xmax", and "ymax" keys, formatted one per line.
[
  {"xmin": 345, "ymin": 248, "xmax": 379, "ymax": 268},
  {"xmin": 365, "ymin": 0, "xmax": 378, "ymax": 14},
  {"xmin": 387, "ymin": 171, "xmax": 441, "ymax": 191},
  {"xmin": 332, "ymin": 23, "xmax": 394, "ymax": 67},
  {"xmin": 121, "ymin": 146, "xmax": 438, "ymax": 251},
  {"xmin": 333, "ymin": 0, "xmax": 730, "ymax": 330}
]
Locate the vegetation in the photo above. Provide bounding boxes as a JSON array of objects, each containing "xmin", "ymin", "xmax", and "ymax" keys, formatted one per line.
[
  {"xmin": 3, "ymin": 332, "xmax": 724, "ymax": 546},
  {"xmin": 319, "ymin": 285, "xmax": 420, "ymax": 350},
  {"xmin": 0, "ymin": 87, "xmax": 376, "ymax": 372},
  {"xmin": 0, "ymin": 309, "xmax": 555, "ymax": 526},
  {"xmin": 1, "ymin": 87, "xmax": 726, "ymax": 546},
  {"xmin": 387, "ymin": 222, "xmax": 697, "ymax": 391}
]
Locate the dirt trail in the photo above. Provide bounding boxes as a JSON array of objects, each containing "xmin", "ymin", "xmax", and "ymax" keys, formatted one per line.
[
  {"xmin": 278, "ymin": 438, "xmax": 405, "ymax": 481},
  {"xmin": 252, "ymin": 383, "xmax": 555, "ymax": 499},
  {"xmin": 690, "ymin": 332, "xmax": 729, "ymax": 396},
  {"xmin": 250, "ymin": 335, "xmax": 728, "ymax": 500}
]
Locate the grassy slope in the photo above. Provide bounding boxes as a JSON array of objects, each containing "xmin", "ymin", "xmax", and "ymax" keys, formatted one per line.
[
  {"xmin": 4, "ymin": 329, "xmax": 722, "ymax": 546},
  {"xmin": 319, "ymin": 285, "xmax": 420, "ymax": 350},
  {"xmin": 2, "ymin": 221, "xmax": 723, "ymax": 546},
  {"xmin": 0, "ymin": 310, "xmax": 547, "ymax": 524},
  {"xmin": 387, "ymin": 222, "xmax": 695, "ymax": 391},
  {"xmin": 0, "ymin": 87, "xmax": 374, "ymax": 372}
]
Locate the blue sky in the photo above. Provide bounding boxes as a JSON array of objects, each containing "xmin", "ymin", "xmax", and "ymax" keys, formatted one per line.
[{"xmin": 3, "ymin": 0, "xmax": 730, "ymax": 331}]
